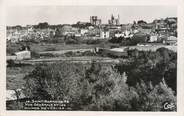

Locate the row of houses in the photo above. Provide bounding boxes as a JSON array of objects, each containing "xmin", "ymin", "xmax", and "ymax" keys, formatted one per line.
[
  {"xmin": 7, "ymin": 17, "xmax": 177, "ymax": 44},
  {"xmin": 7, "ymin": 26, "xmax": 56, "ymax": 43}
]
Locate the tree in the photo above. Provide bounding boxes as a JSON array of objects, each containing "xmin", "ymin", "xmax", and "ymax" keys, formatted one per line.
[
  {"xmin": 137, "ymin": 20, "xmax": 147, "ymax": 25},
  {"xmin": 130, "ymin": 33, "xmax": 149, "ymax": 45},
  {"xmin": 36, "ymin": 22, "xmax": 49, "ymax": 29},
  {"xmin": 23, "ymin": 62, "xmax": 131, "ymax": 110},
  {"xmin": 129, "ymin": 80, "xmax": 176, "ymax": 111},
  {"xmin": 80, "ymin": 62, "xmax": 133, "ymax": 111},
  {"xmin": 23, "ymin": 59, "xmax": 176, "ymax": 111},
  {"xmin": 23, "ymin": 62, "xmax": 86, "ymax": 101},
  {"xmin": 15, "ymin": 25, "xmax": 22, "ymax": 30},
  {"xmin": 116, "ymin": 48, "xmax": 177, "ymax": 92}
]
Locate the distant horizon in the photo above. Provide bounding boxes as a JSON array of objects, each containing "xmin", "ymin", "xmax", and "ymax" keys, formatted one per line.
[
  {"xmin": 6, "ymin": 6, "xmax": 177, "ymax": 26},
  {"xmin": 6, "ymin": 16, "xmax": 178, "ymax": 27}
]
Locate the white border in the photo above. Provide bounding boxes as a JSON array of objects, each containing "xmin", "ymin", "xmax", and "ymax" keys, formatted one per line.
[{"xmin": 1, "ymin": 0, "xmax": 184, "ymax": 116}]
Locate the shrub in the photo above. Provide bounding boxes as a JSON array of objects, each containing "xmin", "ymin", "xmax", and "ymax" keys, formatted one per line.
[
  {"xmin": 82, "ymin": 51, "xmax": 96, "ymax": 56},
  {"xmin": 109, "ymin": 37, "xmax": 124, "ymax": 43},
  {"xmin": 85, "ymin": 39, "xmax": 105, "ymax": 45},
  {"xmin": 64, "ymin": 51, "xmax": 75, "ymax": 57},
  {"xmin": 40, "ymin": 53, "xmax": 56, "ymax": 58},
  {"xmin": 22, "ymin": 60, "xmax": 176, "ymax": 111},
  {"xmin": 23, "ymin": 62, "xmax": 129, "ymax": 110},
  {"xmin": 31, "ymin": 51, "xmax": 40, "ymax": 58},
  {"xmin": 116, "ymin": 48, "xmax": 177, "ymax": 93},
  {"xmin": 129, "ymin": 80, "xmax": 176, "ymax": 111},
  {"xmin": 45, "ymin": 47, "xmax": 56, "ymax": 51},
  {"xmin": 23, "ymin": 62, "xmax": 85, "ymax": 100},
  {"xmin": 7, "ymin": 59, "xmax": 15, "ymax": 67}
]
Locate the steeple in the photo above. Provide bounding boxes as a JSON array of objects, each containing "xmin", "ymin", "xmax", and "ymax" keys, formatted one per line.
[{"xmin": 111, "ymin": 14, "xmax": 114, "ymax": 20}]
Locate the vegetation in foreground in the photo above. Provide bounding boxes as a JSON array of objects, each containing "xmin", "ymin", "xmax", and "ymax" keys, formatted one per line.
[{"xmin": 7, "ymin": 48, "xmax": 177, "ymax": 111}]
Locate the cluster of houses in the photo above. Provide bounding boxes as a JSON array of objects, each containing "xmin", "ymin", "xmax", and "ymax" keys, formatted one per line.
[
  {"xmin": 133, "ymin": 17, "xmax": 177, "ymax": 45},
  {"xmin": 7, "ymin": 26, "xmax": 56, "ymax": 43},
  {"xmin": 7, "ymin": 15, "xmax": 177, "ymax": 45}
]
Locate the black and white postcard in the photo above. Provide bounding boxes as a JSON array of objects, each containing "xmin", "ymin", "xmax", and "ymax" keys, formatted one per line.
[{"xmin": 0, "ymin": 0, "xmax": 184, "ymax": 116}]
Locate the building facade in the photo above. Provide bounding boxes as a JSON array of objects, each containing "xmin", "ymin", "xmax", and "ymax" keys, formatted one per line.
[
  {"xmin": 90, "ymin": 16, "xmax": 102, "ymax": 26},
  {"xmin": 100, "ymin": 30, "xmax": 110, "ymax": 39},
  {"xmin": 108, "ymin": 14, "xmax": 120, "ymax": 25}
]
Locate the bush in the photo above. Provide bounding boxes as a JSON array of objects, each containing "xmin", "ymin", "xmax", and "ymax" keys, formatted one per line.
[
  {"xmin": 129, "ymin": 80, "xmax": 176, "ymax": 111},
  {"xmin": 40, "ymin": 53, "xmax": 56, "ymax": 58},
  {"xmin": 116, "ymin": 48, "xmax": 177, "ymax": 93},
  {"xmin": 109, "ymin": 37, "xmax": 124, "ymax": 43},
  {"xmin": 64, "ymin": 51, "xmax": 76, "ymax": 57},
  {"xmin": 81, "ymin": 51, "xmax": 96, "ymax": 56},
  {"xmin": 22, "ymin": 60, "xmax": 177, "ymax": 111},
  {"xmin": 23, "ymin": 62, "xmax": 86, "ymax": 102},
  {"xmin": 7, "ymin": 59, "xmax": 15, "ymax": 67},
  {"xmin": 65, "ymin": 39, "xmax": 78, "ymax": 44},
  {"xmin": 31, "ymin": 51, "xmax": 40, "ymax": 58},
  {"xmin": 45, "ymin": 47, "xmax": 56, "ymax": 51},
  {"xmin": 85, "ymin": 39, "xmax": 106, "ymax": 45}
]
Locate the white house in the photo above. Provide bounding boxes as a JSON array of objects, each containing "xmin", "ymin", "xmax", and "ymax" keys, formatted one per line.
[
  {"xmin": 75, "ymin": 33, "xmax": 82, "ymax": 37},
  {"xmin": 115, "ymin": 33, "xmax": 124, "ymax": 38},
  {"xmin": 80, "ymin": 29, "xmax": 88, "ymax": 35},
  {"xmin": 133, "ymin": 29, "xmax": 139, "ymax": 34},
  {"xmin": 124, "ymin": 30, "xmax": 134, "ymax": 39},
  {"xmin": 164, "ymin": 36, "xmax": 177, "ymax": 45},
  {"xmin": 15, "ymin": 48, "xmax": 31, "ymax": 60},
  {"xmin": 100, "ymin": 31, "xmax": 110, "ymax": 39},
  {"xmin": 88, "ymin": 26, "xmax": 94, "ymax": 30},
  {"xmin": 149, "ymin": 35, "xmax": 158, "ymax": 42}
]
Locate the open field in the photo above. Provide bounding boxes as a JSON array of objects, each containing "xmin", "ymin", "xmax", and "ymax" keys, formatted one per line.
[
  {"xmin": 39, "ymin": 48, "xmax": 94, "ymax": 55},
  {"xmin": 7, "ymin": 42, "xmax": 176, "ymax": 56},
  {"xmin": 39, "ymin": 45, "xmax": 177, "ymax": 56},
  {"xmin": 6, "ymin": 65, "xmax": 34, "ymax": 90},
  {"xmin": 30, "ymin": 43, "xmax": 98, "ymax": 52},
  {"xmin": 7, "ymin": 42, "xmax": 98, "ymax": 53},
  {"xmin": 121, "ymin": 45, "xmax": 177, "ymax": 52},
  {"xmin": 7, "ymin": 42, "xmax": 119, "ymax": 55},
  {"xmin": 6, "ymin": 43, "xmax": 176, "ymax": 91},
  {"xmin": 19, "ymin": 56, "xmax": 121, "ymax": 64},
  {"xmin": 7, "ymin": 56, "xmax": 121, "ymax": 90}
]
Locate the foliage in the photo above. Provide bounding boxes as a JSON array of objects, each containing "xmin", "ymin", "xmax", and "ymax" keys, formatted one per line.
[
  {"xmin": 109, "ymin": 34, "xmax": 149, "ymax": 46},
  {"xmin": 31, "ymin": 51, "xmax": 40, "ymax": 58},
  {"xmin": 85, "ymin": 39, "xmax": 104, "ymax": 45},
  {"xmin": 22, "ymin": 59, "xmax": 176, "ymax": 111},
  {"xmin": 6, "ymin": 43, "xmax": 21, "ymax": 55},
  {"xmin": 64, "ymin": 51, "xmax": 96, "ymax": 57},
  {"xmin": 45, "ymin": 47, "xmax": 56, "ymax": 51},
  {"xmin": 116, "ymin": 48, "xmax": 177, "ymax": 92},
  {"xmin": 129, "ymin": 80, "xmax": 176, "ymax": 111},
  {"xmin": 64, "ymin": 36, "xmax": 80, "ymax": 44},
  {"xmin": 72, "ymin": 22, "xmax": 93, "ymax": 28},
  {"xmin": 35, "ymin": 22, "xmax": 49, "ymax": 29},
  {"xmin": 109, "ymin": 37, "xmax": 125, "ymax": 43},
  {"xmin": 7, "ymin": 59, "xmax": 15, "ymax": 67},
  {"xmin": 23, "ymin": 62, "xmax": 86, "ymax": 107},
  {"xmin": 137, "ymin": 20, "xmax": 147, "ymax": 25}
]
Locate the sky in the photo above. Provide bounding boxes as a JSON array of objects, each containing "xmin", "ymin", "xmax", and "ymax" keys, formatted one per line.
[{"xmin": 6, "ymin": 6, "xmax": 177, "ymax": 26}]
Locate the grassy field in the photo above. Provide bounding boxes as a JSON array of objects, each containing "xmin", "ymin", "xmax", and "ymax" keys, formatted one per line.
[
  {"xmin": 30, "ymin": 43, "xmax": 97, "ymax": 52},
  {"xmin": 125, "ymin": 45, "xmax": 177, "ymax": 52},
  {"xmin": 7, "ymin": 41, "xmax": 119, "ymax": 54},
  {"xmin": 6, "ymin": 41, "xmax": 119, "ymax": 90},
  {"xmin": 7, "ymin": 42, "xmax": 176, "ymax": 90},
  {"xmin": 6, "ymin": 65, "xmax": 34, "ymax": 90}
]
